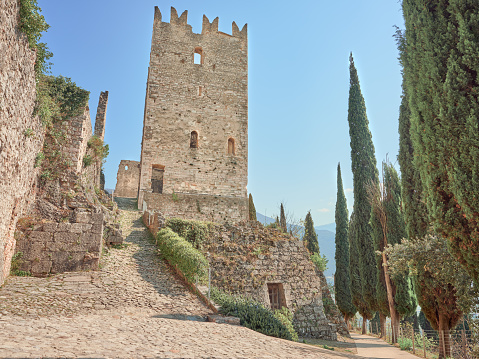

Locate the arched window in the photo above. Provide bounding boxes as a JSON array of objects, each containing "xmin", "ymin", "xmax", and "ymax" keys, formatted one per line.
[
  {"xmin": 228, "ymin": 138, "xmax": 235, "ymax": 155},
  {"xmin": 194, "ymin": 47, "xmax": 203, "ymax": 65},
  {"xmin": 190, "ymin": 131, "xmax": 198, "ymax": 148}
]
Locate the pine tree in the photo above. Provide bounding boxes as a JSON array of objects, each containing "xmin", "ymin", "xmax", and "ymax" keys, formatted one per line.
[
  {"xmin": 401, "ymin": 0, "xmax": 479, "ymax": 286},
  {"xmin": 334, "ymin": 163, "xmax": 356, "ymax": 323},
  {"xmin": 248, "ymin": 193, "xmax": 257, "ymax": 221},
  {"xmin": 303, "ymin": 211, "xmax": 319, "ymax": 254},
  {"xmin": 347, "ymin": 53, "xmax": 379, "ymax": 321},
  {"xmin": 280, "ymin": 203, "xmax": 287, "ymax": 233}
]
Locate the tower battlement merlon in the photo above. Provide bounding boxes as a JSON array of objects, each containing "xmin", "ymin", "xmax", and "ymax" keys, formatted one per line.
[
  {"xmin": 232, "ymin": 22, "xmax": 247, "ymax": 40},
  {"xmin": 154, "ymin": 6, "xmax": 162, "ymax": 23},
  {"xmin": 170, "ymin": 7, "xmax": 188, "ymax": 26},
  {"xmin": 202, "ymin": 15, "xmax": 219, "ymax": 34}
]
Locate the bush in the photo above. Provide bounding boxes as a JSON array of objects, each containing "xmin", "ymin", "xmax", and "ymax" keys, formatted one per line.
[
  {"xmin": 166, "ymin": 218, "xmax": 217, "ymax": 249},
  {"xmin": 210, "ymin": 287, "xmax": 298, "ymax": 341},
  {"xmin": 398, "ymin": 337, "xmax": 413, "ymax": 351},
  {"xmin": 311, "ymin": 252, "xmax": 328, "ymax": 272},
  {"xmin": 156, "ymin": 228, "xmax": 208, "ymax": 283}
]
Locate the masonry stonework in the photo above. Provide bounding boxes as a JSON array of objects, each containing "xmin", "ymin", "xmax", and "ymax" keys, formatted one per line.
[
  {"xmin": 0, "ymin": 0, "xmax": 45, "ymax": 286},
  {"xmin": 137, "ymin": 7, "xmax": 248, "ymax": 223},
  {"xmin": 114, "ymin": 160, "xmax": 140, "ymax": 198}
]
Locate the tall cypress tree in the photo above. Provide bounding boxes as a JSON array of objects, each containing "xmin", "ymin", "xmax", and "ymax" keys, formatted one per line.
[
  {"xmin": 248, "ymin": 193, "xmax": 257, "ymax": 221},
  {"xmin": 335, "ymin": 163, "xmax": 356, "ymax": 323},
  {"xmin": 303, "ymin": 211, "xmax": 319, "ymax": 254},
  {"xmin": 397, "ymin": 14, "xmax": 465, "ymax": 357},
  {"xmin": 280, "ymin": 203, "xmax": 287, "ymax": 233},
  {"xmin": 347, "ymin": 53, "xmax": 379, "ymax": 319},
  {"xmin": 401, "ymin": 0, "xmax": 479, "ymax": 286}
]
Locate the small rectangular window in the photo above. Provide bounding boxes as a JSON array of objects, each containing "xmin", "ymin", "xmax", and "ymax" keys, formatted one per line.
[{"xmin": 267, "ymin": 283, "xmax": 286, "ymax": 310}]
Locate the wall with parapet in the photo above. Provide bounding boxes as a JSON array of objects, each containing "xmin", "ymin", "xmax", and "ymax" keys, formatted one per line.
[
  {"xmin": 142, "ymin": 192, "xmax": 248, "ymax": 224},
  {"xmin": 114, "ymin": 160, "xmax": 140, "ymax": 198},
  {"xmin": 0, "ymin": 0, "xmax": 45, "ymax": 286}
]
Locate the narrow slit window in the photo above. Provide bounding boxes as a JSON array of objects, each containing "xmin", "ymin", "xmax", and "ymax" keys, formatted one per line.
[
  {"xmin": 228, "ymin": 138, "xmax": 235, "ymax": 155},
  {"xmin": 190, "ymin": 131, "xmax": 198, "ymax": 148},
  {"xmin": 194, "ymin": 47, "xmax": 203, "ymax": 65},
  {"xmin": 198, "ymin": 86, "xmax": 203, "ymax": 96}
]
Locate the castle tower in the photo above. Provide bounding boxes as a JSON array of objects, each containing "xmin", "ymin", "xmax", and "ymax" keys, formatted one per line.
[{"xmin": 137, "ymin": 7, "xmax": 248, "ymax": 223}]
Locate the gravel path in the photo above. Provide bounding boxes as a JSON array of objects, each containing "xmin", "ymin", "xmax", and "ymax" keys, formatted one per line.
[
  {"xmin": 351, "ymin": 332, "xmax": 419, "ymax": 358},
  {"xmin": 0, "ymin": 205, "xmax": 356, "ymax": 358}
]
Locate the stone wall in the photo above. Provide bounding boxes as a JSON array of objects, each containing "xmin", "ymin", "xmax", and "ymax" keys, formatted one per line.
[
  {"xmin": 14, "ymin": 208, "xmax": 103, "ymax": 276},
  {"xmin": 142, "ymin": 192, "xmax": 248, "ymax": 224},
  {"xmin": 319, "ymin": 270, "xmax": 350, "ymax": 337},
  {"xmin": 204, "ymin": 221, "xmax": 337, "ymax": 340},
  {"xmin": 94, "ymin": 91, "xmax": 108, "ymax": 140},
  {"xmin": 138, "ymin": 7, "xmax": 248, "ymax": 223},
  {"xmin": 114, "ymin": 160, "xmax": 140, "ymax": 198},
  {"xmin": 0, "ymin": 0, "xmax": 44, "ymax": 286},
  {"xmin": 61, "ymin": 106, "xmax": 92, "ymax": 174}
]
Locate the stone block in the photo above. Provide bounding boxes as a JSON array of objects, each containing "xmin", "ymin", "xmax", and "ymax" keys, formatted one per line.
[
  {"xmin": 57, "ymin": 222, "xmax": 72, "ymax": 232},
  {"xmin": 30, "ymin": 259, "xmax": 52, "ymax": 276},
  {"xmin": 42, "ymin": 222, "xmax": 58, "ymax": 232},
  {"xmin": 73, "ymin": 210, "xmax": 91, "ymax": 224}
]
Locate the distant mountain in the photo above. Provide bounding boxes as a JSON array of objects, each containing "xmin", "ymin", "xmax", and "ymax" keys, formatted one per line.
[{"xmin": 256, "ymin": 212, "xmax": 336, "ymax": 281}]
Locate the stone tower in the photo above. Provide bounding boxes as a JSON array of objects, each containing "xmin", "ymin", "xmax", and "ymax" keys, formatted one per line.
[{"xmin": 137, "ymin": 7, "xmax": 248, "ymax": 223}]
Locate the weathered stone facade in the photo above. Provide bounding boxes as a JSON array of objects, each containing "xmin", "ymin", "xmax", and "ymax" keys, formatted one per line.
[
  {"xmin": 136, "ymin": 7, "xmax": 248, "ymax": 223},
  {"xmin": 0, "ymin": 0, "xmax": 45, "ymax": 286},
  {"xmin": 204, "ymin": 221, "xmax": 337, "ymax": 340},
  {"xmin": 114, "ymin": 160, "xmax": 140, "ymax": 198}
]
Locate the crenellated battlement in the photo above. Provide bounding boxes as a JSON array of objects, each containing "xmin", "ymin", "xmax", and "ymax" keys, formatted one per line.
[{"xmin": 154, "ymin": 6, "xmax": 247, "ymax": 41}]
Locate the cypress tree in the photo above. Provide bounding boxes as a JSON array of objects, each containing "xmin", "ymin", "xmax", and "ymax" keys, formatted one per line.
[
  {"xmin": 401, "ymin": 0, "xmax": 479, "ymax": 286},
  {"xmin": 349, "ymin": 211, "xmax": 373, "ymax": 330},
  {"xmin": 280, "ymin": 203, "xmax": 287, "ymax": 233},
  {"xmin": 248, "ymin": 194, "xmax": 257, "ymax": 221},
  {"xmin": 303, "ymin": 211, "xmax": 319, "ymax": 254},
  {"xmin": 347, "ymin": 53, "xmax": 379, "ymax": 319},
  {"xmin": 334, "ymin": 163, "xmax": 356, "ymax": 323},
  {"xmin": 397, "ymin": 13, "xmax": 466, "ymax": 357}
]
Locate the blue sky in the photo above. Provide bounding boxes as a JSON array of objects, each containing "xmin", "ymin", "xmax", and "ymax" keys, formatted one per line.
[{"xmin": 39, "ymin": 0, "xmax": 405, "ymax": 226}]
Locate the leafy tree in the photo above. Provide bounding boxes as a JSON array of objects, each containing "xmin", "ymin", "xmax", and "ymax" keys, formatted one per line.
[
  {"xmin": 401, "ymin": 0, "xmax": 479, "ymax": 287},
  {"xmin": 347, "ymin": 53, "xmax": 379, "ymax": 324},
  {"xmin": 280, "ymin": 203, "xmax": 287, "ymax": 233},
  {"xmin": 369, "ymin": 162, "xmax": 417, "ymax": 342},
  {"xmin": 334, "ymin": 163, "xmax": 356, "ymax": 323},
  {"xmin": 248, "ymin": 194, "xmax": 257, "ymax": 221},
  {"xmin": 303, "ymin": 211, "xmax": 319, "ymax": 254}
]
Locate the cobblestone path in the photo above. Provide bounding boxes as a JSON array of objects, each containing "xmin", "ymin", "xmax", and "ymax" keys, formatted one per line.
[{"xmin": 0, "ymin": 205, "xmax": 354, "ymax": 358}]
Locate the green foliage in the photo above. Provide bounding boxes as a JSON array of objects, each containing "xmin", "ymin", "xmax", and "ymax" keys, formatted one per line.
[
  {"xmin": 273, "ymin": 307, "xmax": 298, "ymax": 342},
  {"xmin": 24, "ymin": 128, "xmax": 34, "ymax": 137},
  {"xmin": 303, "ymin": 211, "xmax": 319, "ymax": 254},
  {"xmin": 401, "ymin": 0, "xmax": 479, "ymax": 286},
  {"xmin": 166, "ymin": 218, "xmax": 217, "ymax": 250},
  {"xmin": 172, "ymin": 191, "xmax": 179, "ymax": 202},
  {"xmin": 210, "ymin": 287, "xmax": 297, "ymax": 341},
  {"xmin": 87, "ymin": 135, "xmax": 109, "ymax": 163},
  {"xmin": 34, "ymin": 152, "xmax": 44, "ymax": 168},
  {"xmin": 248, "ymin": 193, "xmax": 257, "ymax": 221},
  {"xmin": 385, "ymin": 235, "xmax": 476, "ymax": 332},
  {"xmin": 280, "ymin": 203, "xmax": 287, "ymax": 233},
  {"xmin": 398, "ymin": 337, "xmax": 413, "ymax": 351},
  {"xmin": 83, "ymin": 154, "xmax": 92, "ymax": 167},
  {"xmin": 334, "ymin": 163, "xmax": 356, "ymax": 320},
  {"xmin": 19, "ymin": 0, "xmax": 52, "ymax": 77},
  {"xmin": 347, "ymin": 53, "xmax": 379, "ymax": 316},
  {"xmin": 322, "ymin": 345, "xmax": 335, "ymax": 351},
  {"xmin": 155, "ymin": 228, "xmax": 209, "ymax": 284},
  {"xmin": 311, "ymin": 252, "xmax": 328, "ymax": 272}
]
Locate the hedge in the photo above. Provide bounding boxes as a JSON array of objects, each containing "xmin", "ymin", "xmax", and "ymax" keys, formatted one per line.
[
  {"xmin": 156, "ymin": 228, "xmax": 208, "ymax": 284},
  {"xmin": 166, "ymin": 218, "xmax": 217, "ymax": 249},
  {"xmin": 210, "ymin": 287, "xmax": 298, "ymax": 341}
]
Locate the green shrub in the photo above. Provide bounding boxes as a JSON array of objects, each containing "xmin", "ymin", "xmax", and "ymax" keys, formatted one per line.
[
  {"xmin": 311, "ymin": 252, "xmax": 328, "ymax": 272},
  {"xmin": 398, "ymin": 337, "xmax": 413, "ymax": 351},
  {"xmin": 273, "ymin": 307, "xmax": 298, "ymax": 342},
  {"xmin": 210, "ymin": 287, "xmax": 298, "ymax": 341},
  {"xmin": 156, "ymin": 228, "xmax": 208, "ymax": 283},
  {"xmin": 166, "ymin": 218, "xmax": 217, "ymax": 249}
]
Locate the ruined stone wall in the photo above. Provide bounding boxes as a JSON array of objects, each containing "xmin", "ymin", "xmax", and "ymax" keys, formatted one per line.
[
  {"xmin": 94, "ymin": 91, "xmax": 108, "ymax": 140},
  {"xmin": 205, "ymin": 222, "xmax": 336, "ymax": 340},
  {"xmin": 0, "ymin": 0, "xmax": 45, "ymax": 286},
  {"xmin": 61, "ymin": 106, "xmax": 92, "ymax": 174},
  {"xmin": 143, "ymin": 192, "xmax": 248, "ymax": 224},
  {"xmin": 114, "ymin": 160, "xmax": 140, "ymax": 198},
  {"xmin": 138, "ymin": 7, "xmax": 248, "ymax": 215},
  {"xmin": 14, "ymin": 209, "xmax": 103, "ymax": 276}
]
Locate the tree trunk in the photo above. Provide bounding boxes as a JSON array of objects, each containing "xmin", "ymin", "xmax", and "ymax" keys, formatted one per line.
[
  {"xmin": 362, "ymin": 316, "xmax": 367, "ymax": 334},
  {"xmin": 379, "ymin": 312, "xmax": 386, "ymax": 338},
  {"xmin": 381, "ymin": 250, "xmax": 399, "ymax": 343},
  {"xmin": 438, "ymin": 313, "xmax": 451, "ymax": 359}
]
